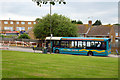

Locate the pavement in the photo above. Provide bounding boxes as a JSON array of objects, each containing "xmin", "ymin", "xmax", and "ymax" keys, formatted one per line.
[
  {"xmin": 3, "ymin": 46, "xmax": 42, "ymax": 53},
  {"xmin": 108, "ymin": 54, "xmax": 119, "ymax": 58},
  {"xmin": 1, "ymin": 46, "xmax": 119, "ymax": 58}
]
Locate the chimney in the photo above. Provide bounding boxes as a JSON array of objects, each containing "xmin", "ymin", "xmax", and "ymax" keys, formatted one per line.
[
  {"xmin": 88, "ymin": 20, "xmax": 92, "ymax": 25},
  {"xmin": 86, "ymin": 20, "xmax": 92, "ymax": 36}
]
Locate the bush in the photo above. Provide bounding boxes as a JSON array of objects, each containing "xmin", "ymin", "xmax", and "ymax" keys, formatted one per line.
[
  {"xmin": 0, "ymin": 35, "xmax": 4, "ymax": 38},
  {"xmin": 5, "ymin": 35, "xmax": 17, "ymax": 38},
  {"xmin": 18, "ymin": 33, "xmax": 30, "ymax": 39}
]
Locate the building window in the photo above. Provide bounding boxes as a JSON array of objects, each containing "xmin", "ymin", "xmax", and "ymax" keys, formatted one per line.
[
  {"xmin": 28, "ymin": 27, "xmax": 32, "ymax": 30},
  {"xmin": 21, "ymin": 22, "xmax": 25, "ymax": 24},
  {"xmin": 116, "ymin": 33, "xmax": 118, "ymax": 37},
  {"xmin": 28, "ymin": 22, "xmax": 31, "ymax": 24},
  {"xmin": 16, "ymin": 27, "xmax": 25, "ymax": 31},
  {"xmin": 33, "ymin": 22, "xmax": 36, "ymax": 24},
  {"xmin": 4, "ymin": 21, "xmax": 8, "ymax": 24},
  {"xmin": 16, "ymin": 22, "xmax": 19, "ymax": 24},
  {"xmin": 10, "ymin": 21, "xmax": 13, "ymax": 24},
  {"xmin": 4, "ymin": 27, "xmax": 13, "ymax": 31}
]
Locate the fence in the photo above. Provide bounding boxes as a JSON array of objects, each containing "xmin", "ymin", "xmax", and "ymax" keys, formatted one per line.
[
  {"xmin": 0, "ymin": 37, "xmax": 120, "ymax": 52},
  {"xmin": 0, "ymin": 38, "xmax": 41, "ymax": 48},
  {"xmin": 111, "ymin": 39, "xmax": 120, "ymax": 52}
]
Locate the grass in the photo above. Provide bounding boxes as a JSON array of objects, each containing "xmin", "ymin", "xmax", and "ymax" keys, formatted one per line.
[{"xmin": 2, "ymin": 50, "xmax": 118, "ymax": 78}]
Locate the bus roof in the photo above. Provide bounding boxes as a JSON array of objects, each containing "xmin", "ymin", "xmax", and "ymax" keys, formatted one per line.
[{"xmin": 46, "ymin": 37, "xmax": 110, "ymax": 41}]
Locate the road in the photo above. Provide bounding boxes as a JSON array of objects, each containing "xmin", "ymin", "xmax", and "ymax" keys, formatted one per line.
[
  {"xmin": 1, "ymin": 46, "xmax": 119, "ymax": 57},
  {"xmin": 7, "ymin": 46, "xmax": 42, "ymax": 53}
]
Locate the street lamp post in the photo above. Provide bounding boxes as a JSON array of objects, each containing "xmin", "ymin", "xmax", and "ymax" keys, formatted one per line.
[
  {"xmin": 32, "ymin": 0, "xmax": 66, "ymax": 54},
  {"xmin": 50, "ymin": 3, "xmax": 52, "ymax": 54}
]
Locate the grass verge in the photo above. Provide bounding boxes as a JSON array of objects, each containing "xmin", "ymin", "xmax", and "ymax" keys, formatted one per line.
[{"xmin": 2, "ymin": 50, "xmax": 118, "ymax": 78}]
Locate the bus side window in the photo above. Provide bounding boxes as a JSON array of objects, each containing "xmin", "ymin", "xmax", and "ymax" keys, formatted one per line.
[
  {"xmin": 82, "ymin": 41, "xmax": 86, "ymax": 49},
  {"xmin": 87, "ymin": 41, "xmax": 90, "ymax": 47},
  {"xmin": 90, "ymin": 41, "xmax": 95, "ymax": 48},
  {"xmin": 100, "ymin": 42, "xmax": 106, "ymax": 50},
  {"xmin": 78, "ymin": 41, "xmax": 82, "ymax": 48},
  {"xmin": 96, "ymin": 42, "xmax": 101, "ymax": 48},
  {"xmin": 109, "ymin": 41, "xmax": 111, "ymax": 48},
  {"xmin": 75, "ymin": 41, "xmax": 78, "ymax": 48}
]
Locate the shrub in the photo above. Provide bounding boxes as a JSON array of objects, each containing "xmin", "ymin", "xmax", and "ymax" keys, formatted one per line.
[{"xmin": 18, "ymin": 33, "xmax": 30, "ymax": 39}]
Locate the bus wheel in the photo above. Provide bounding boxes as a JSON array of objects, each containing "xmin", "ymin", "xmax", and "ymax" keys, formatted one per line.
[
  {"xmin": 87, "ymin": 51, "xmax": 93, "ymax": 56},
  {"xmin": 55, "ymin": 49, "xmax": 59, "ymax": 53}
]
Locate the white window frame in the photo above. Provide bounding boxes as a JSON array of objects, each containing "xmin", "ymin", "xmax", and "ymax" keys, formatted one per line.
[
  {"xmin": 28, "ymin": 22, "xmax": 32, "ymax": 24},
  {"xmin": 28, "ymin": 27, "xmax": 32, "ymax": 30},
  {"xmin": 16, "ymin": 22, "xmax": 19, "ymax": 24},
  {"xmin": 10, "ymin": 21, "xmax": 13, "ymax": 24},
  {"xmin": 33, "ymin": 22, "xmax": 36, "ymax": 24},
  {"xmin": 21, "ymin": 22, "xmax": 25, "ymax": 24},
  {"xmin": 4, "ymin": 27, "xmax": 13, "ymax": 31},
  {"xmin": 16, "ymin": 27, "xmax": 25, "ymax": 31},
  {"xmin": 4, "ymin": 21, "xmax": 8, "ymax": 24}
]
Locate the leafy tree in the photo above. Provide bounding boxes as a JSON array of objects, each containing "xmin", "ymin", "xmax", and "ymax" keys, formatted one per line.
[
  {"xmin": 18, "ymin": 33, "xmax": 30, "ymax": 39},
  {"xmin": 0, "ymin": 35, "xmax": 4, "ymax": 38},
  {"xmin": 71, "ymin": 20, "xmax": 83, "ymax": 24},
  {"xmin": 32, "ymin": 0, "xmax": 66, "ymax": 7},
  {"xmin": 114, "ymin": 24, "xmax": 120, "ymax": 26},
  {"xmin": 33, "ymin": 13, "xmax": 78, "ymax": 40},
  {"xmin": 35, "ymin": 18, "xmax": 42, "ymax": 23},
  {"xmin": 93, "ymin": 20, "xmax": 102, "ymax": 26},
  {"xmin": 71, "ymin": 20, "xmax": 76, "ymax": 24},
  {"xmin": 76, "ymin": 20, "xmax": 83, "ymax": 24}
]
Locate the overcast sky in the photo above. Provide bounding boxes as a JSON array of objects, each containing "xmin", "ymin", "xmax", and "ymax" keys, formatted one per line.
[{"xmin": 0, "ymin": 0, "xmax": 119, "ymax": 24}]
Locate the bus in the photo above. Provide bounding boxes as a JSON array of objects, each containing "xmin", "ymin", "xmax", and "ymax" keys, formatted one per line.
[{"xmin": 45, "ymin": 37, "xmax": 111, "ymax": 56}]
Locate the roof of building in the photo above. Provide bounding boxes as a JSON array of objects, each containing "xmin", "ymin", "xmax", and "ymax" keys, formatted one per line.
[
  {"xmin": 77, "ymin": 24, "xmax": 90, "ymax": 34},
  {"xmin": 46, "ymin": 37, "xmax": 110, "ymax": 41},
  {"xmin": 0, "ymin": 20, "xmax": 36, "ymax": 22},
  {"xmin": 87, "ymin": 25, "xmax": 112, "ymax": 36},
  {"xmin": 113, "ymin": 25, "xmax": 119, "ymax": 33}
]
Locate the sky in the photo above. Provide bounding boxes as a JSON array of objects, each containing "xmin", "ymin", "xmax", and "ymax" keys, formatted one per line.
[{"xmin": 0, "ymin": 0, "xmax": 119, "ymax": 24}]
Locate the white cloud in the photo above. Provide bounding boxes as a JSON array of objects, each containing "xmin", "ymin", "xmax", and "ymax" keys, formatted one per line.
[
  {"xmin": 66, "ymin": 0, "xmax": 119, "ymax": 2},
  {"xmin": 0, "ymin": 1, "xmax": 118, "ymax": 24},
  {"xmin": 0, "ymin": 0, "xmax": 119, "ymax": 2}
]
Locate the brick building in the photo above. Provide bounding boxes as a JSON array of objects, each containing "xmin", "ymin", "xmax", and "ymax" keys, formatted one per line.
[
  {"xmin": 0, "ymin": 20, "xmax": 36, "ymax": 35},
  {"xmin": 87, "ymin": 25, "xmax": 116, "ymax": 43},
  {"xmin": 77, "ymin": 20, "xmax": 93, "ymax": 37}
]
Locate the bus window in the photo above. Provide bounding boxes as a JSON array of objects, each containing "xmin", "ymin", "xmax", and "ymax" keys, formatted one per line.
[
  {"xmin": 83, "ymin": 41, "xmax": 86, "ymax": 49},
  {"xmin": 96, "ymin": 42, "xmax": 101, "ymax": 49},
  {"xmin": 95, "ymin": 42, "xmax": 98, "ymax": 47},
  {"xmin": 72, "ymin": 41, "xmax": 75, "ymax": 48},
  {"xmin": 61, "ymin": 41, "xmax": 66, "ymax": 48},
  {"xmin": 109, "ymin": 41, "xmax": 111, "ymax": 49},
  {"xmin": 101, "ymin": 42, "xmax": 106, "ymax": 50},
  {"xmin": 53, "ymin": 41, "xmax": 60, "ymax": 47},
  {"xmin": 87, "ymin": 41, "xmax": 91, "ymax": 47},
  {"xmin": 78, "ymin": 41, "xmax": 82, "ymax": 48},
  {"xmin": 90, "ymin": 41, "xmax": 95, "ymax": 48},
  {"xmin": 75, "ymin": 41, "xmax": 78, "ymax": 48},
  {"xmin": 68, "ymin": 41, "xmax": 72, "ymax": 48},
  {"xmin": 86, "ymin": 41, "xmax": 91, "ymax": 49}
]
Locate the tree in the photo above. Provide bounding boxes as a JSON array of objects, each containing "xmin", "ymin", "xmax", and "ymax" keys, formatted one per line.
[
  {"xmin": 18, "ymin": 33, "xmax": 30, "ymax": 39},
  {"xmin": 71, "ymin": 20, "xmax": 76, "ymax": 24},
  {"xmin": 33, "ymin": 13, "xmax": 78, "ymax": 40},
  {"xmin": 93, "ymin": 20, "xmax": 102, "ymax": 26},
  {"xmin": 71, "ymin": 20, "xmax": 83, "ymax": 24},
  {"xmin": 32, "ymin": 0, "xmax": 66, "ymax": 7},
  {"xmin": 0, "ymin": 35, "xmax": 4, "ymax": 38},
  {"xmin": 114, "ymin": 24, "xmax": 120, "ymax": 26},
  {"xmin": 76, "ymin": 20, "xmax": 83, "ymax": 24},
  {"xmin": 35, "ymin": 18, "xmax": 42, "ymax": 23}
]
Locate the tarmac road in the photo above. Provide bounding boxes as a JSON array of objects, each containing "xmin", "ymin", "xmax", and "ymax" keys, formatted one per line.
[
  {"xmin": 7, "ymin": 46, "xmax": 42, "ymax": 53},
  {"xmin": 1, "ymin": 46, "xmax": 119, "ymax": 57}
]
